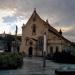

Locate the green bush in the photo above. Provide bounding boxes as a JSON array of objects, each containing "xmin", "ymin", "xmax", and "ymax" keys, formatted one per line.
[
  {"xmin": 0, "ymin": 52, "xmax": 23, "ymax": 69},
  {"xmin": 53, "ymin": 51, "xmax": 75, "ymax": 64}
]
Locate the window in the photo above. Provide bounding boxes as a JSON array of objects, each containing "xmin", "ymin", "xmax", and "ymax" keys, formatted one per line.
[
  {"xmin": 32, "ymin": 24, "xmax": 36, "ymax": 35},
  {"xmin": 56, "ymin": 46, "xmax": 59, "ymax": 52},
  {"xmin": 37, "ymin": 36, "xmax": 43, "ymax": 50},
  {"xmin": 50, "ymin": 46, "xmax": 53, "ymax": 54},
  {"xmin": 25, "ymin": 37, "xmax": 29, "ymax": 45}
]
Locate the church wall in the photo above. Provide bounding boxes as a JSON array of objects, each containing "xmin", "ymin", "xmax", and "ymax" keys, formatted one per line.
[
  {"xmin": 20, "ymin": 15, "xmax": 48, "ymax": 56},
  {"xmin": 20, "ymin": 10, "xmax": 72, "ymax": 56}
]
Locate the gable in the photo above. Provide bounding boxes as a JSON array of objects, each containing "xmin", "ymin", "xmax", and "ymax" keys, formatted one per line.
[
  {"xmin": 22, "ymin": 9, "xmax": 72, "ymax": 45},
  {"xmin": 22, "ymin": 9, "xmax": 49, "ymax": 37}
]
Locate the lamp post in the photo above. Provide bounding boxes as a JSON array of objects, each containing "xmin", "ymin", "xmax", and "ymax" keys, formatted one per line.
[
  {"xmin": 43, "ymin": 32, "xmax": 46, "ymax": 67},
  {"xmin": 15, "ymin": 25, "xmax": 18, "ymax": 52}
]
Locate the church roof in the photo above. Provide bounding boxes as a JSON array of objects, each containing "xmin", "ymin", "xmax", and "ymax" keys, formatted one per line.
[{"xmin": 23, "ymin": 9, "xmax": 72, "ymax": 43}]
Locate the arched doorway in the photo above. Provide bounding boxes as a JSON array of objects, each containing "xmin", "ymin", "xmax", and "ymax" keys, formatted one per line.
[{"xmin": 28, "ymin": 46, "xmax": 33, "ymax": 57}]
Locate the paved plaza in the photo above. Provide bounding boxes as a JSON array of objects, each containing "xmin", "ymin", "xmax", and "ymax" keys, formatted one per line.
[{"xmin": 0, "ymin": 57, "xmax": 74, "ymax": 75}]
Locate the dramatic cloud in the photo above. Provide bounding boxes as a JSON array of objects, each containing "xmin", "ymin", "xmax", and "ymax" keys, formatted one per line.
[{"xmin": 0, "ymin": 0, "xmax": 75, "ymax": 42}]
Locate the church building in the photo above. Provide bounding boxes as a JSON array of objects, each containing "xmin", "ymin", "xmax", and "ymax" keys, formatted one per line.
[{"xmin": 20, "ymin": 9, "xmax": 72, "ymax": 56}]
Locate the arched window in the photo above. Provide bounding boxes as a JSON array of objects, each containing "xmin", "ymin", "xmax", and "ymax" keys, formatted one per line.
[
  {"xmin": 56, "ymin": 46, "xmax": 59, "ymax": 52},
  {"xmin": 32, "ymin": 24, "xmax": 36, "ymax": 35}
]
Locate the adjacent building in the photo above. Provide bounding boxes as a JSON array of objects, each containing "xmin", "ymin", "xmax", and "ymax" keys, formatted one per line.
[{"xmin": 0, "ymin": 33, "xmax": 21, "ymax": 52}]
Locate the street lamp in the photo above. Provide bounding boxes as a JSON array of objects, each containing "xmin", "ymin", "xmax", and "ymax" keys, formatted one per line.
[
  {"xmin": 43, "ymin": 32, "xmax": 47, "ymax": 67},
  {"xmin": 15, "ymin": 25, "xmax": 18, "ymax": 52}
]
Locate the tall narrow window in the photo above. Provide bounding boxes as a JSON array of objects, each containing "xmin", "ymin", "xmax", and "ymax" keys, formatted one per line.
[
  {"xmin": 50, "ymin": 46, "xmax": 53, "ymax": 54},
  {"xmin": 32, "ymin": 24, "xmax": 36, "ymax": 35},
  {"xmin": 37, "ymin": 36, "xmax": 43, "ymax": 50},
  {"xmin": 56, "ymin": 46, "xmax": 59, "ymax": 52},
  {"xmin": 25, "ymin": 37, "xmax": 29, "ymax": 45}
]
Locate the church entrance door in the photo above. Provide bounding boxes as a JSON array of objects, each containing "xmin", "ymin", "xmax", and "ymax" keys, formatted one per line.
[{"xmin": 28, "ymin": 46, "xmax": 33, "ymax": 57}]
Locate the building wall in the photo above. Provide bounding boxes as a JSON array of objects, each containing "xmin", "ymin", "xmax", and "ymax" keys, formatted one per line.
[
  {"xmin": 20, "ymin": 11, "xmax": 71, "ymax": 56},
  {"xmin": 20, "ymin": 13, "xmax": 48, "ymax": 56}
]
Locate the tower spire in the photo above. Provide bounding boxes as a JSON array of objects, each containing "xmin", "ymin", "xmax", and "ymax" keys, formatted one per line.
[
  {"xmin": 15, "ymin": 25, "xmax": 18, "ymax": 36},
  {"xmin": 33, "ymin": 8, "xmax": 37, "ymax": 21},
  {"xmin": 2, "ymin": 31, "xmax": 6, "ymax": 37},
  {"xmin": 46, "ymin": 19, "xmax": 49, "ymax": 24},
  {"xmin": 34, "ymin": 8, "xmax": 36, "ymax": 12},
  {"xmin": 59, "ymin": 29, "xmax": 62, "ymax": 35}
]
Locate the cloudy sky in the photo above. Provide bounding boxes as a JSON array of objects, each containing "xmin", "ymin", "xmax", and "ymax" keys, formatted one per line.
[{"xmin": 0, "ymin": 0, "xmax": 75, "ymax": 42}]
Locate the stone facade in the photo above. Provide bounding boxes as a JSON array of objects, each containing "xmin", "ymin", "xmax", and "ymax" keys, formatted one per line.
[{"xmin": 20, "ymin": 9, "xmax": 71, "ymax": 56}]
